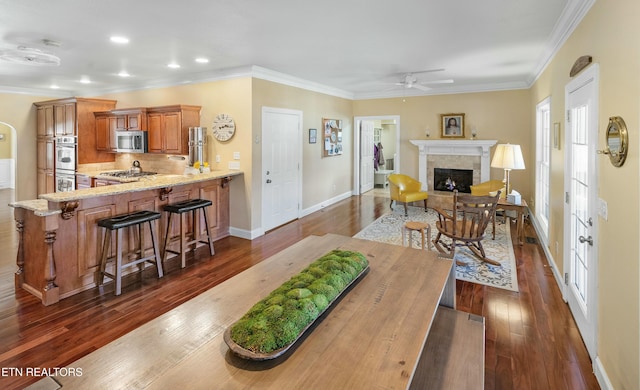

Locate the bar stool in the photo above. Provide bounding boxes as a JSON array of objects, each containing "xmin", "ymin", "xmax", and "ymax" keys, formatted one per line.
[
  {"xmin": 97, "ymin": 210, "xmax": 164, "ymax": 296},
  {"xmin": 162, "ymin": 199, "xmax": 215, "ymax": 268},
  {"xmin": 402, "ymin": 221, "xmax": 432, "ymax": 251}
]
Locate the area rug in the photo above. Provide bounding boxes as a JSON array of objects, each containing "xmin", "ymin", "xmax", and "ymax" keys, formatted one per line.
[{"xmin": 353, "ymin": 206, "xmax": 519, "ymax": 292}]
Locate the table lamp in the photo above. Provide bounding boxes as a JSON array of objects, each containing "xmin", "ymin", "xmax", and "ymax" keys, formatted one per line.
[{"xmin": 490, "ymin": 144, "xmax": 525, "ymax": 195}]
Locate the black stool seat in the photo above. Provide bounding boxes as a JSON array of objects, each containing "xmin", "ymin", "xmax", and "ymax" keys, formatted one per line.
[
  {"xmin": 98, "ymin": 210, "xmax": 161, "ymax": 230},
  {"xmin": 162, "ymin": 198, "xmax": 215, "ymax": 268},
  {"xmin": 163, "ymin": 199, "xmax": 212, "ymax": 214}
]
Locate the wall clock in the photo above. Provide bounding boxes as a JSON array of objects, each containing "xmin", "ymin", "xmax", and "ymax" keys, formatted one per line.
[{"xmin": 212, "ymin": 114, "xmax": 236, "ymax": 141}]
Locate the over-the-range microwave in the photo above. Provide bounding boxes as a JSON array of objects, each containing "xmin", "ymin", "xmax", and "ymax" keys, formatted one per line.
[{"xmin": 115, "ymin": 130, "xmax": 148, "ymax": 153}]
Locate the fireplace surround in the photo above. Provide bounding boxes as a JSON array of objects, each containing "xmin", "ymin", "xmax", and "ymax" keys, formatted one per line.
[{"xmin": 409, "ymin": 140, "xmax": 498, "ymax": 192}]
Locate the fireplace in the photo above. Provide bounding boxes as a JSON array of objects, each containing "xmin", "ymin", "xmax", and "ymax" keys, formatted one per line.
[
  {"xmin": 409, "ymin": 140, "xmax": 498, "ymax": 192},
  {"xmin": 434, "ymin": 168, "xmax": 473, "ymax": 193}
]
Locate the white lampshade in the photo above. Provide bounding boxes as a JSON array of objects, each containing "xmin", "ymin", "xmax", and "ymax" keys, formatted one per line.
[{"xmin": 491, "ymin": 144, "xmax": 525, "ymax": 170}]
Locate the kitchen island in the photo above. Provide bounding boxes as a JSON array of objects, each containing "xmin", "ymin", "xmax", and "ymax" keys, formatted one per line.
[{"xmin": 10, "ymin": 170, "xmax": 243, "ymax": 305}]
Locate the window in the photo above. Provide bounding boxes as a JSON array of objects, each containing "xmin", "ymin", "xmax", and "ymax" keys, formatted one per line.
[{"xmin": 535, "ymin": 97, "xmax": 551, "ymax": 243}]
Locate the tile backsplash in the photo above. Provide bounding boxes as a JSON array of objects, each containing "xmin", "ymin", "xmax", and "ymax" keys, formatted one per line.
[{"xmin": 78, "ymin": 153, "xmax": 189, "ymax": 174}]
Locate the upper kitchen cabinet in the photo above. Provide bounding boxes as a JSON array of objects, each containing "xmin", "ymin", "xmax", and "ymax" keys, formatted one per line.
[
  {"xmin": 94, "ymin": 112, "xmax": 117, "ymax": 152},
  {"xmin": 54, "ymin": 103, "xmax": 76, "ymax": 136},
  {"xmin": 147, "ymin": 105, "xmax": 200, "ymax": 154},
  {"xmin": 36, "ymin": 102, "xmax": 75, "ymax": 137},
  {"xmin": 112, "ymin": 108, "xmax": 148, "ymax": 131},
  {"xmin": 36, "ymin": 105, "xmax": 54, "ymax": 137}
]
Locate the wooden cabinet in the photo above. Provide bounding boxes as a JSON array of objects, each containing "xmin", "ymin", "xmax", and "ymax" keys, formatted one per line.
[
  {"xmin": 113, "ymin": 108, "xmax": 147, "ymax": 131},
  {"xmin": 147, "ymin": 105, "xmax": 200, "ymax": 154},
  {"xmin": 37, "ymin": 170, "xmax": 55, "ymax": 195},
  {"xmin": 93, "ymin": 178, "xmax": 121, "ymax": 187},
  {"xmin": 94, "ymin": 112, "xmax": 117, "ymax": 152},
  {"xmin": 54, "ymin": 103, "xmax": 76, "ymax": 136},
  {"xmin": 37, "ymin": 106, "xmax": 54, "ymax": 137},
  {"xmin": 76, "ymin": 174, "xmax": 92, "ymax": 189},
  {"xmin": 199, "ymin": 180, "xmax": 230, "ymax": 241},
  {"xmin": 35, "ymin": 98, "xmax": 117, "ymax": 194},
  {"xmin": 37, "ymin": 138, "xmax": 55, "ymax": 171},
  {"xmin": 36, "ymin": 138, "xmax": 55, "ymax": 194},
  {"xmin": 36, "ymin": 102, "xmax": 76, "ymax": 137}
]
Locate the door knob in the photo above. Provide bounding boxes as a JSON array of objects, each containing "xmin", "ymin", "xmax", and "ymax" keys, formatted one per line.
[
  {"xmin": 578, "ymin": 235, "xmax": 593, "ymax": 246},
  {"xmin": 266, "ymin": 179, "xmax": 272, "ymax": 183}
]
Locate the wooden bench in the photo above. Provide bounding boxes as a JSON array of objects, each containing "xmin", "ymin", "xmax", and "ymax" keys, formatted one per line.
[{"xmin": 410, "ymin": 306, "xmax": 485, "ymax": 390}]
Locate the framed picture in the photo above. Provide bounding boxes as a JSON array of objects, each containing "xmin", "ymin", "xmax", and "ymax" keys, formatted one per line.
[
  {"xmin": 441, "ymin": 113, "xmax": 465, "ymax": 138},
  {"xmin": 322, "ymin": 118, "xmax": 343, "ymax": 157},
  {"xmin": 309, "ymin": 128, "xmax": 317, "ymax": 144}
]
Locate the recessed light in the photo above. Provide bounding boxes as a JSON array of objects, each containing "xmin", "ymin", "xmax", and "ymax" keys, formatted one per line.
[
  {"xmin": 167, "ymin": 63, "xmax": 180, "ymax": 69},
  {"xmin": 80, "ymin": 77, "xmax": 91, "ymax": 84},
  {"xmin": 110, "ymin": 36, "xmax": 129, "ymax": 44},
  {"xmin": 118, "ymin": 71, "xmax": 130, "ymax": 77},
  {"xmin": 50, "ymin": 84, "xmax": 60, "ymax": 89},
  {"xmin": 195, "ymin": 58, "xmax": 209, "ymax": 63}
]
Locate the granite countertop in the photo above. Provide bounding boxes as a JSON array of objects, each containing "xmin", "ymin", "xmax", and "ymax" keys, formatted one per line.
[
  {"xmin": 9, "ymin": 199, "xmax": 62, "ymax": 216},
  {"xmin": 38, "ymin": 170, "xmax": 243, "ymax": 203}
]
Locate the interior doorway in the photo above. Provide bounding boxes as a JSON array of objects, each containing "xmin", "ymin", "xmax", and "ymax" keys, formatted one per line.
[
  {"xmin": 353, "ymin": 115, "xmax": 400, "ymax": 196},
  {"xmin": 0, "ymin": 122, "xmax": 16, "ymax": 191}
]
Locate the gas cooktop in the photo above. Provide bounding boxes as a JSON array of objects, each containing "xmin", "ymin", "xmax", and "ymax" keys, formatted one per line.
[{"xmin": 99, "ymin": 170, "xmax": 157, "ymax": 178}]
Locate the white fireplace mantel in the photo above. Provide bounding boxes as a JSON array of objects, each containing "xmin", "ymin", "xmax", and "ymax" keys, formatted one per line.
[{"xmin": 409, "ymin": 140, "xmax": 498, "ymax": 191}]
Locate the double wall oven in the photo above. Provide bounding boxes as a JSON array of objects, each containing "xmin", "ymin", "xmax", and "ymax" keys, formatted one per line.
[{"xmin": 55, "ymin": 136, "xmax": 77, "ymax": 192}]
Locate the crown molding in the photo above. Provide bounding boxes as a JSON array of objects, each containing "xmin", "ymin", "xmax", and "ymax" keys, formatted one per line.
[
  {"xmin": 527, "ymin": 0, "xmax": 596, "ymax": 86},
  {"xmin": 250, "ymin": 66, "xmax": 354, "ymax": 100}
]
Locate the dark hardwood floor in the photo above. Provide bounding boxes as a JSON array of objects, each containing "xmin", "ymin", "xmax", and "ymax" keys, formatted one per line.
[{"xmin": 0, "ymin": 188, "xmax": 599, "ymax": 389}]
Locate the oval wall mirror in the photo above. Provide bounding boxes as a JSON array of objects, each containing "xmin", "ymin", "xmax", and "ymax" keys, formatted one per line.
[{"xmin": 605, "ymin": 116, "xmax": 628, "ymax": 167}]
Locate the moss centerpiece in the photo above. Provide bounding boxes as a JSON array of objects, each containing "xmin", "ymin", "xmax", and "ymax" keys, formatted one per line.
[{"xmin": 224, "ymin": 249, "xmax": 369, "ymax": 360}]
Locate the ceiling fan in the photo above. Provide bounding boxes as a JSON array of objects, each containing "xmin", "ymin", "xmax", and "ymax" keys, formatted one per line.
[
  {"xmin": 394, "ymin": 69, "xmax": 453, "ymax": 91},
  {"xmin": 0, "ymin": 45, "xmax": 61, "ymax": 66}
]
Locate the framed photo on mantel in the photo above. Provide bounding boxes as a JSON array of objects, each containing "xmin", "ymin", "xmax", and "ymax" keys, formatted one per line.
[{"xmin": 441, "ymin": 113, "xmax": 465, "ymax": 138}]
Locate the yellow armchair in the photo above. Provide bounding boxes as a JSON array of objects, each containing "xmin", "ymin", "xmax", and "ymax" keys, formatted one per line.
[
  {"xmin": 470, "ymin": 179, "xmax": 506, "ymax": 199},
  {"xmin": 388, "ymin": 174, "xmax": 428, "ymax": 216}
]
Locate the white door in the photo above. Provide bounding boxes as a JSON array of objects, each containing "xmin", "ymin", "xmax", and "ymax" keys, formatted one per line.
[
  {"xmin": 262, "ymin": 107, "xmax": 302, "ymax": 232},
  {"xmin": 564, "ymin": 64, "xmax": 599, "ymax": 359},
  {"xmin": 360, "ymin": 120, "xmax": 375, "ymax": 193}
]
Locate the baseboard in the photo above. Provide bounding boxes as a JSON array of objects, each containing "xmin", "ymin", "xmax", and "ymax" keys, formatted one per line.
[
  {"xmin": 529, "ymin": 214, "xmax": 565, "ymax": 297},
  {"xmin": 229, "ymin": 191, "xmax": 353, "ymax": 241},
  {"xmin": 594, "ymin": 356, "xmax": 614, "ymax": 390},
  {"xmin": 300, "ymin": 191, "xmax": 352, "ymax": 218},
  {"xmin": 229, "ymin": 226, "xmax": 263, "ymax": 240}
]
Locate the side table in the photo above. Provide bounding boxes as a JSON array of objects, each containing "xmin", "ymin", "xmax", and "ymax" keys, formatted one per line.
[{"xmin": 496, "ymin": 198, "xmax": 528, "ymax": 245}]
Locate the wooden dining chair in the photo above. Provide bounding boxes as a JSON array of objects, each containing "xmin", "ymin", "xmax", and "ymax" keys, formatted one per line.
[{"xmin": 432, "ymin": 190, "xmax": 502, "ymax": 266}]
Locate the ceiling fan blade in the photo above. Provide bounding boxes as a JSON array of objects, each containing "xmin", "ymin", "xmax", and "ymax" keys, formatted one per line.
[
  {"xmin": 421, "ymin": 79, "xmax": 454, "ymax": 85},
  {"xmin": 407, "ymin": 68, "xmax": 445, "ymax": 75},
  {"xmin": 412, "ymin": 84, "xmax": 432, "ymax": 91}
]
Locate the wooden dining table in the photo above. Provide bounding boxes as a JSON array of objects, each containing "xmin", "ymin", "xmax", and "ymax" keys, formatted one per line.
[{"xmin": 35, "ymin": 234, "xmax": 456, "ymax": 389}]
